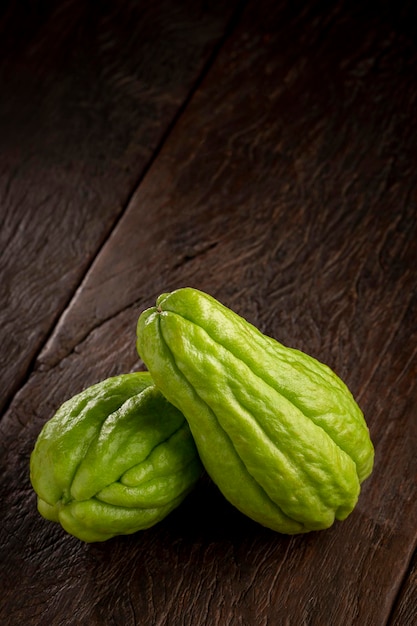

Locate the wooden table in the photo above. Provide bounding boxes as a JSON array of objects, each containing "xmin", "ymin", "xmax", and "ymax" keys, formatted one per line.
[{"xmin": 1, "ymin": 1, "xmax": 416, "ymax": 624}]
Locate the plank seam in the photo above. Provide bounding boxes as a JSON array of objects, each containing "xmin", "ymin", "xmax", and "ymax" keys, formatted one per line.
[{"xmin": 385, "ymin": 542, "xmax": 417, "ymax": 625}]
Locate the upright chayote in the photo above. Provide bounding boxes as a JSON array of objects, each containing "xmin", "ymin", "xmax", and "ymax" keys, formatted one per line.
[{"xmin": 136, "ymin": 287, "xmax": 374, "ymax": 534}]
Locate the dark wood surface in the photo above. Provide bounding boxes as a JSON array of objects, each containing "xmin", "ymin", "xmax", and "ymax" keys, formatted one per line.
[{"xmin": 1, "ymin": 1, "xmax": 416, "ymax": 624}]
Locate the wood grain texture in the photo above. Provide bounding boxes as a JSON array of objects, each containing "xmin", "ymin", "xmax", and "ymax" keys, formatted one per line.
[
  {"xmin": 0, "ymin": 0, "xmax": 240, "ymax": 414},
  {"xmin": 390, "ymin": 551, "xmax": 417, "ymax": 625},
  {"xmin": 1, "ymin": 0, "xmax": 417, "ymax": 624}
]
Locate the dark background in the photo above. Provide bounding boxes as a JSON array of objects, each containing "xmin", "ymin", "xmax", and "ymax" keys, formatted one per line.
[{"xmin": 1, "ymin": 1, "xmax": 416, "ymax": 624}]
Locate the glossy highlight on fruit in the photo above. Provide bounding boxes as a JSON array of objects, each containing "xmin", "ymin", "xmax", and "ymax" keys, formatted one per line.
[
  {"xmin": 30, "ymin": 372, "xmax": 202, "ymax": 542},
  {"xmin": 136, "ymin": 287, "xmax": 374, "ymax": 534}
]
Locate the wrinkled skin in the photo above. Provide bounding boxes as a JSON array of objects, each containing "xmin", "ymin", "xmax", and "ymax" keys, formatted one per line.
[
  {"xmin": 136, "ymin": 288, "xmax": 374, "ymax": 534},
  {"xmin": 30, "ymin": 372, "xmax": 202, "ymax": 542}
]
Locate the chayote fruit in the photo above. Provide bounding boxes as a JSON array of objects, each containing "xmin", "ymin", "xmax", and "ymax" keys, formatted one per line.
[
  {"xmin": 30, "ymin": 371, "xmax": 202, "ymax": 542},
  {"xmin": 136, "ymin": 287, "xmax": 374, "ymax": 534}
]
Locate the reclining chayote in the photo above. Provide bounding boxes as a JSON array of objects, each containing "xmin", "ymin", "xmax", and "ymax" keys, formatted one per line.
[{"xmin": 30, "ymin": 372, "xmax": 203, "ymax": 542}]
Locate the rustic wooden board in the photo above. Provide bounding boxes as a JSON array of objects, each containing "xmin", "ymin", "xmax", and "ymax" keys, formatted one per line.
[
  {"xmin": 390, "ymin": 551, "xmax": 417, "ymax": 625},
  {"xmin": 1, "ymin": 0, "xmax": 416, "ymax": 624},
  {"xmin": 0, "ymin": 0, "xmax": 240, "ymax": 414}
]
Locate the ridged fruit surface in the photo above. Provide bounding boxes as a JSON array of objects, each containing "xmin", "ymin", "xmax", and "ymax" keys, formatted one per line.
[
  {"xmin": 136, "ymin": 288, "xmax": 374, "ymax": 534},
  {"xmin": 30, "ymin": 372, "xmax": 202, "ymax": 542}
]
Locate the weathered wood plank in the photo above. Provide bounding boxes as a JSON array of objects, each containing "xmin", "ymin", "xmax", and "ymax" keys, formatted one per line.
[
  {"xmin": 0, "ymin": 0, "xmax": 240, "ymax": 414},
  {"xmin": 1, "ymin": 0, "xmax": 417, "ymax": 624},
  {"xmin": 389, "ymin": 552, "xmax": 417, "ymax": 625}
]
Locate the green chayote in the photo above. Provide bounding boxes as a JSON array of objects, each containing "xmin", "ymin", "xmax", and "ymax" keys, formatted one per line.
[
  {"xmin": 136, "ymin": 287, "xmax": 374, "ymax": 534},
  {"xmin": 30, "ymin": 372, "xmax": 202, "ymax": 542}
]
